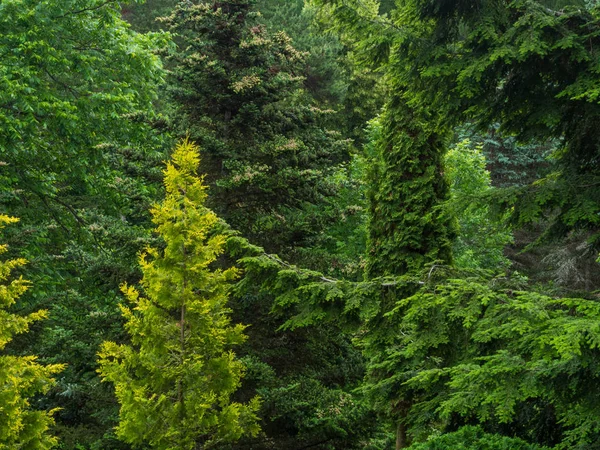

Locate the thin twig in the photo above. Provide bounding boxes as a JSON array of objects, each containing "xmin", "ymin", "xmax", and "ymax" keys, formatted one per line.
[{"xmin": 54, "ymin": 0, "xmax": 119, "ymax": 19}]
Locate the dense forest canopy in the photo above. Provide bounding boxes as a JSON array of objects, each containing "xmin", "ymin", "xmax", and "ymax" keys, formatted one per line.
[{"xmin": 0, "ymin": 0, "xmax": 599, "ymax": 449}]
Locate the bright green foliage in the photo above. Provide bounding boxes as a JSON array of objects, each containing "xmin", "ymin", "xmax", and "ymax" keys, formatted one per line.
[
  {"xmin": 366, "ymin": 272, "xmax": 600, "ymax": 448},
  {"xmin": 406, "ymin": 426, "xmax": 547, "ymax": 450},
  {"xmin": 446, "ymin": 139, "xmax": 512, "ymax": 270},
  {"xmin": 0, "ymin": 1, "xmax": 170, "ymax": 445},
  {"xmin": 98, "ymin": 141, "xmax": 259, "ymax": 449},
  {"xmin": 163, "ymin": 0, "xmax": 350, "ymax": 255},
  {"xmin": 237, "ymin": 247, "xmax": 600, "ymax": 448},
  {"xmin": 0, "ymin": 216, "xmax": 64, "ymax": 450},
  {"xmin": 0, "ymin": 0, "xmax": 166, "ymax": 195}
]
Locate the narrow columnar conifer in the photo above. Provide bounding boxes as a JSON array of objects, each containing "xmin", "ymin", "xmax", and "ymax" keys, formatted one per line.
[
  {"xmin": 366, "ymin": 96, "xmax": 454, "ymax": 278},
  {"xmin": 98, "ymin": 140, "xmax": 260, "ymax": 450}
]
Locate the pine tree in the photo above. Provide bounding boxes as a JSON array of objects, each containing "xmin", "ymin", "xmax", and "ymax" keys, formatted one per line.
[
  {"xmin": 0, "ymin": 215, "xmax": 63, "ymax": 449},
  {"xmin": 98, "ymin": 140, "xmax": 260, "ymax": 450}
]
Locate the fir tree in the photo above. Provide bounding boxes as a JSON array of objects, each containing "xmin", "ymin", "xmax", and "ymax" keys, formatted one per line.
[
  {"xmin": 0, "ymin": 215, "xmax": 63, "ymax": 449},
  {"xmin": 163, "ymin": 0, "xmax": 349, "ymax": 255},
  {"xmin": 98, "ymin": 140, "xmax": 260, "ymax": 450}
]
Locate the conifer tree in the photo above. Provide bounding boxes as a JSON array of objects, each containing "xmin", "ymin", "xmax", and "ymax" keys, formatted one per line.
[
  {"xmin": 163, "ymin": 0, "xmax": 349, "ymax": 255},
  {"xmin": 366, "ymin": 96, "xmax": 454, "ymax": 278},
  {"xmin": 0, "ymin": 215, "xmax": 63, "ymax": 449},
  {"xmin": 98, "ymin": 140, "xmax": 260, "ymax": 450}
]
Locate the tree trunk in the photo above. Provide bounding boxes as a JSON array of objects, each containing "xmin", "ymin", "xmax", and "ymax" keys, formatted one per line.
[{"xmin": 396, "ymin": 420, "xmax": 407, "ymax": 450}]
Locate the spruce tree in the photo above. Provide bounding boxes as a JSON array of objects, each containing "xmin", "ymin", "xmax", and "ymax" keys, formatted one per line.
[
  {"xmin": 163, "ymin": 0, "xmax": 349, "ymax": 255},
  {"xmin": 0, "ymin": 215, "xmax": 63, "ymax": 449},
  {"xmin": 98, "ymin": 140, "xmax": 259, "ymax": 450}
]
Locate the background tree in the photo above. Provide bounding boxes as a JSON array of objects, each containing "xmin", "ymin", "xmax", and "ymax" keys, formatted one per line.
[
  {"xmin": 162, "ymin": 0, "xmax": 350, "ymax": 258},
  {"xmin": 0, "ymin": 215, "xmax": 64, "ymax": 449},
  {"xmin": 157, "ymin": 5, "xmax": 380, "ymax": 448}
]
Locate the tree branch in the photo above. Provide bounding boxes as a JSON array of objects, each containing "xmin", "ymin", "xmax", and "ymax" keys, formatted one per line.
[
  {"xmin": 262, "ymin": 253, "xmax": 339, "ymax": 284},
  {"xmin": 54, "ymin": 0, "xmax": 119, "ymax": 19}
]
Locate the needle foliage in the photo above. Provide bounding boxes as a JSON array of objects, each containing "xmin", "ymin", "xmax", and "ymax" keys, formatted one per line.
[
  {"xmin": 0, "ymin": 216, "xmax": 64, "ymax": 450},
  {"xmin": 98, "ymin": 140, "xmax": 259, "ymax": 450}
]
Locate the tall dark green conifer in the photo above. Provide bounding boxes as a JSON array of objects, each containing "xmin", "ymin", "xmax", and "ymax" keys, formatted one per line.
[
  {"xmin": 366, "ymin": 97, "xmax": 454, "ymax": 278},
  {"xmin": 163, "ymin": 0, "xmax": 349, "ymax": 255}
]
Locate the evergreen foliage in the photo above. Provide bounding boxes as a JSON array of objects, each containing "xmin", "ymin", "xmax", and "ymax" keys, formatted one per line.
[
  {"xmin": 257, "ymin": 0, "xmax": 347, "ymax": 106},
  {"xmin": 98, "ymin": 140, "xmax": 259, "ymax": 449},
  {"xmin": 231, "ymin": 241, "xmax": 600, "ymax": 448},
  {"xmin": 365, "ymin": 78, "xmax": 454, "ymax": 278},
  {"xmin": 162, "ymin": 0, "xmax": 350, "ymax": 255},
  {"xmin": 388, "ymin": 0, "xmax": 599, "ymax": 247},
  {"xmin": 0, "ymin": 216, "xmax": 64, "ymax": 449},
  {"xmin": 458, "ymin": 125, "xmax": 555, "ymax": 189},
  {"xmin": 2, "ymin": 0, "xmax": 600, "ymax": 448},
  {"xmin": 406, "ymin": 426, "xmax": 547, "ymax": 450},
  {"xmin": 0, "ymin": 1, "xmax": 170, "ymax": 445}
]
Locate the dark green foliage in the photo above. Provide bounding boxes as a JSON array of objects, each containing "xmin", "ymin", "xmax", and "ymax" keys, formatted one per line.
[
  {"xmin": 310, "ymin": 1, "xmax": 456, "ymax": 279},
  {"xmin": 457, "ymin": 125, "xmax": 555, "ymax": 189},
  {"xmin": 257, "ymin": 0, "xmax": 347, "ymax": 106},
  {"xmin": 221, "ymin": 234, "xmax": 387, "ymax": 449},
  {"xmin": 365, "ymin": 96, "xmax": 454, "ymax": 278},
  {"xmin": 406, "ymin": 426, "xmax": 547, "ymax": 450},
  {"xmin": 163, "ymin": 0, "xmax": 350, "ymax": 256},
  {"xmin": 157, "ymin": 3, "xmax": 385, "ymax": 448},
  {"xmin": 5, "ymin": 0, "xmax": 600, "ymax": 449},
  {"xmin": 314, "ymin": 0, "xmax": 600, "ymax": 248},
  {"xmin": 394, "ymin": 0, "xmax": 600, "ymax": 247},
  {"xmin": 258, "ymin": 0, "xmax": 385, "ymax": 145},
  {"xmin": 123, "ymin": 0, "xmax": 178, "ymax": 32}
]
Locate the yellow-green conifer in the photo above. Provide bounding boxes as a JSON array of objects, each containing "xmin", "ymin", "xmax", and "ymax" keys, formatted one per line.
[
  {"xmin": 98, "ymin": 140, "xmax": 260, "ymax": 450},
  {"xmin": 0, "ymin": 215, "xmax": 63, "ymax": 449}
]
